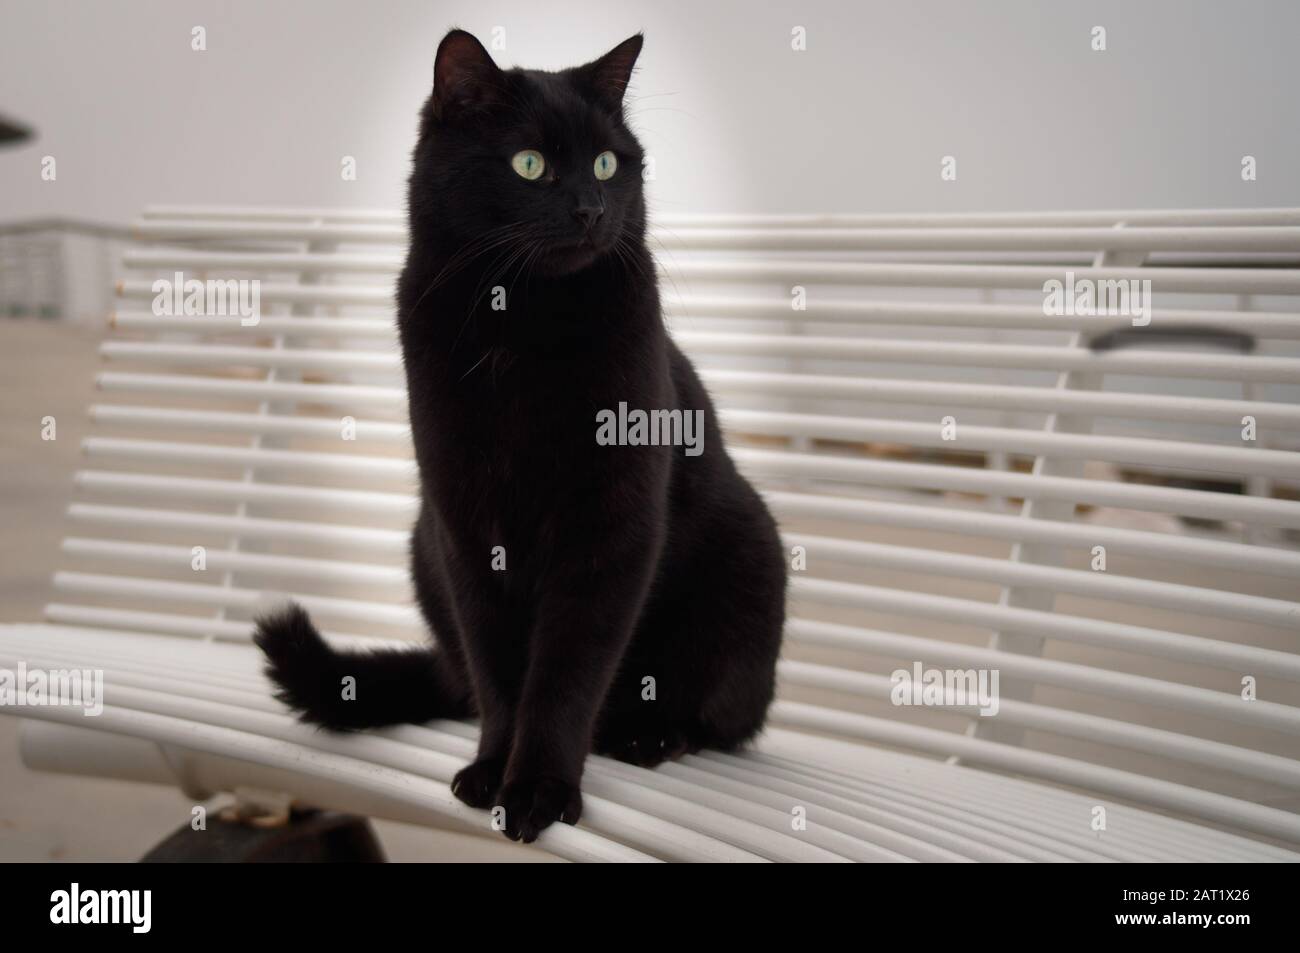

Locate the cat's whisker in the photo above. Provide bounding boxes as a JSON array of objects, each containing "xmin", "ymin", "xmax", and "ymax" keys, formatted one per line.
[
  {"xmin": 405, "ymin": 221, "xmax": 535, "ymax": 317},
  {"xmin": 641, "ymin": 229, "xmax": 686, "ymax": 304}
]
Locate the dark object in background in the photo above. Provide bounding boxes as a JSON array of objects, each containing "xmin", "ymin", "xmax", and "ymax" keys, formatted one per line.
[
  {"xmin": 0, "ymin": 113, "xmax": 34, "ymax": 145},
  {"xmin": 1091, "ymin": 323, "xmax": 1261, "ymax": 531},
  {"xmin": 1088, "ymin": 326, "xmax": 1256, "ymax": 352},
  {"xmin": 140, "ymin": 809, "xmax": 386, "ymax": 863}
]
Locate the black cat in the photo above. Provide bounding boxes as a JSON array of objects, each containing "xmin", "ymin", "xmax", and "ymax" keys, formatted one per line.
[{"xmin": 254, "ymin": 29, "xmax": 787, "ymax": 844}]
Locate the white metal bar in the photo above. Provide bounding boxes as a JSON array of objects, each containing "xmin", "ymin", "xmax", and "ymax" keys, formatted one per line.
[
  {"xmin": 117, "ymin": 263, "xmax": 1300, "ymax": 296},
  {"xmin": 657, "ymin": 225, "xmax": 1300, "ymax": 253},
  {"xmin": 67, "ymin": 491, "xmax": 1300, "ymax": 581},
  {"xmin": 768, "ymin": 701, "xmax": 1300, "ymax": 845},
  {"xmin": 670, "ymin": 752, "xmax": 1105, "ymax": 862},
  {"xmin": 111, "ymin": 312, "xmax": 393, "ymax": 336},
  {"xmin": 36, "ymin": 609, "xmax": 374, "ymax": 648},
  {"xmin": 785, "ymin": 617, "xmax": 1296, "ymax": 731},
  {"xmin": 139, "ymin": 204, "xmax": 1300, "ymax": 228},
  {"xmin": 701, "ymin": 750, "xmax": 1163, "ymax": 861},
  {"xmin": 42, "ymin": 603, "xmax": 296, "ymax": 641},
  {"xmin": 61, "ymin": 538, "xmax": 408, "ymax": 588},
  {"xmin": 132, "ymin": 220, "xmax": 407, "ymax": 244},
  {"xmin": 101, "ymin": 341, "xmax": 401, "ymax": 371},
  {"xmin": 703, "ymin": 369, "xmax": 1300, "ymax": 430},
  {"xmin": 791, "ymin": 578, "xmax": 1300, "ymax": 687},
  {"xmin": 76, "ymin": 437, "xmax": 1300, "ymax": 526},
  {"xmin": 116, "ymin": 245, "xmax": 1300, "ymax": 278},
  {"xmin": 72, "ymin": 523, "xmax": 1297, "ymax": 631},
  {"xmin": 143, "ymin": 205, "xmax": 406, "ymax": 223},
  {"xmin": 754, "ymin": 745, "xmax": 1287, "ymax": 863},
  {"xmin": 88, "ymin": 401, "xmax": 1298, "ymax": 477},
  {"xmin": 89, "ymin": 405, "xmax": 409, "ymax": 442},
  {"xmin": 734, "ymin": 448, "xmax": 1300, "ymax": 527},
  {"xmin": 669, "ymin": 754, "xmax": 1024, "ymax": 861},
  {"xmin": 67, "ymin": 504, "xmax": 408, "ymax": 550},
  {"xmin": 97, "ymin": 371, "xmax": 406, "ymax": 408},
  {"xmin": 679, "ymin": 332, "xmax": 1300, "ymax": 382},
  {"xmin": 73, "ymin": 470, "xmax": 416, "ymax": 513},
  {"xmin": 109, "ymin": 298, "xmax": 1300, "ymax": 340},
  {"xmin": 123, "ymin": 249, "xmax": 403, "ymax": 273},
  {"xmin": 745, "ymin": 747, "xmax": 1258, "ymax": 863},
  {"xmin": 765, "ymin": 491, "xmax": 1300, "ymax": 578},
  {"xmin": 131, "ymin": 219, "xmax": 1300, "ymax": 252},
  {"xmin": 655, "ymin": 209, "xmax": 1300, "ymax": 229},
  {"xmin": 784, "ymin": 532, "xmax": 1300, "ymax": 627},
  {"xmin": 118, "ymin": 278, "xmax": 392, "ymax": 306},
  {"xmin": 777, "ymin": 660, "xmax": 1300, "ymax": 789},
  {"xmin": 96, "ymin": 367, "xmax": 1300, "ymax": 433},
  {"xmin": 723, "ymin": 409, "xmax": 1300, "ymax": 479},
  {"xmin": 51, "ymin": 572, "xmax": 421, "ymax": 628},
  {"xmin": 106, "ymin": 336, "xmax": 1300, "ymax": 384},
  {"xmin": 662, "ymin": 261, "xmax": 1300, "ymax": 295},
  {"xmin": 82, "ymin": 437, "xmax": 415, "ymax": 480},
  {"xmin": 754, "ymin": 729, "xmax": 1299, "ymax": 861},
  {"xmin": 74, "ymin": 442, "xmax": 1300, "ymax": 529},
  {"xmin": 671, "ymin": 295, "xmax": 1300, "ymax": 338}
]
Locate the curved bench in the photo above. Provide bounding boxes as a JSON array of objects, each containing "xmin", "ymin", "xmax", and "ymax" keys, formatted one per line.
[{"xmin": 2, "ymin": 204, "xmax": 1299, "ymax": 861}]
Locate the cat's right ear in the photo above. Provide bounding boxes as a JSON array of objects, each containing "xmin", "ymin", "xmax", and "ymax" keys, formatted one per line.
[{"xmin": 432, "ymin": 29, "xmax": 504, "ymax": 121}]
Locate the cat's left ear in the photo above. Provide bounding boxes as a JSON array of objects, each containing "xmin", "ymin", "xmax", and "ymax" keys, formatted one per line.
[
  {"xmin": 578, "ymin": 34, "xmax": 643, "ymax": 112},
  {"xmin": 432, "ymin": 29, "xmax": 506, "ymax": 121}
]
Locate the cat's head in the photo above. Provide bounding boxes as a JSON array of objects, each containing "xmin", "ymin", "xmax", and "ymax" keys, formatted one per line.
[{"xmin": 409, "ymin": 29, "xmax": 646, "ymax": 277}]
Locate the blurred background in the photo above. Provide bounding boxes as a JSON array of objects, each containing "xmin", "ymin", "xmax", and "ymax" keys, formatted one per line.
[
  {"xmin": 3, "ymin": 0, "xmax": 1300, "ymax": 325},
  {"xmin": 1, "ymin": 0, "xmax": 1298, "ymax": 862}
]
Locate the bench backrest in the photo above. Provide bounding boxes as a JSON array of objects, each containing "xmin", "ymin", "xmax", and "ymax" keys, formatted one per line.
[{"xmin": 57, "ymin": 204, "xmax": 1300, "ymax": 845}]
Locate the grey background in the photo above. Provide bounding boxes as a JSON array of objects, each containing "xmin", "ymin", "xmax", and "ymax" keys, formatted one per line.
[{"xmin": 1, "ymin": 0, "xmax": 1298, "ymax": 224}]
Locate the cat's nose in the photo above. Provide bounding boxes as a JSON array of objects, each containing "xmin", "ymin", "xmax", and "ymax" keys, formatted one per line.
[{"xmin": 573, "ymin": 203, "xmax": 604, "ymax": 231}]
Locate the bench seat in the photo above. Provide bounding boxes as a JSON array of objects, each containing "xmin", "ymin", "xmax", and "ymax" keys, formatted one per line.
[{"xmin": 6, "ymin": 623, "xmax": 1296, "ymax": 862}]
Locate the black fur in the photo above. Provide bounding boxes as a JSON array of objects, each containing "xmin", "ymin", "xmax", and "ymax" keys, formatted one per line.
[
  {"xmin": 255, "ymin": 29, "xmax": 786, "ymax": 843},
  {"xmin": 253, "ymin": 604, "xmax": 472, "ymax": 731}
]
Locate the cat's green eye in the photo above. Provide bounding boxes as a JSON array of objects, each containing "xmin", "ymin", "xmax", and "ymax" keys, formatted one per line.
[
  {"xmin": 511, "ymin": 150, "xmax": 546, "ymax": 181},
  {"xmin": 594, "ymin": 150, "xmax": 618, "ymax": 181}
]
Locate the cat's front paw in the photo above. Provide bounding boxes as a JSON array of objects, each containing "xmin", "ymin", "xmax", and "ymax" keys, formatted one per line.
[
  {"xmin": 597, "ymin": 724, "xmax": 701, "ymax": 768},
  {"xmin": 496, "ymin": 776, "xmax": 582, "ymax": 843},
  {"xmin": 451, "ymin": 757, "xmax": 505, "ymax": 809}
]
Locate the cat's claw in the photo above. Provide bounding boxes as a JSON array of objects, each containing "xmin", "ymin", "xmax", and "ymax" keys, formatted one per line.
[
  {"xmin": 451, "ymin": 757, "xmax": 505, "ymax": 809},
  {"xmin": 496, "ymin": 776, "xmax": 582, "ymax": 843},
  {"xmin": 600, "ymin": 727, "xmax": 701, "ymax": 768}
]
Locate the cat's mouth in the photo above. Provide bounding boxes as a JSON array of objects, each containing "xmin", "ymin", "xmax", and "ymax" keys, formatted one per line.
[{"xmin": 535, "ymin": 235, "xmax": 604, "ymax": 275}]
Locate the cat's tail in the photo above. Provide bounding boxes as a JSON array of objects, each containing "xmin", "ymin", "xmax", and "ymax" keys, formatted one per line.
[{"xmin": 253, "ymin": 603, "xmax": 472, "ymax": 731}]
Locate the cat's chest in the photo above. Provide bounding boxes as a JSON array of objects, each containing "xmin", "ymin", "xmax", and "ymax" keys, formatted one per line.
[
  {"xmin": 425, "ymin": 378, "xmax": 603, "ymax": 531},
  {"xmin": 435, "ymin": 358, "xmax": 603, "ymax": 461}
]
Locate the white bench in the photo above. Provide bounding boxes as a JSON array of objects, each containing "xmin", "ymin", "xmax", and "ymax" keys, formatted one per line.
[{"xmin": 3, "ymin": 205, "xmax": 1299, "ymax": 862}]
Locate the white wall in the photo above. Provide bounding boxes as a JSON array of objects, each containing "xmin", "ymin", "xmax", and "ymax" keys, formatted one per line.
[{"xmin": 1, "ymin": 0, "xmax": 1298, "ymax": 223}]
